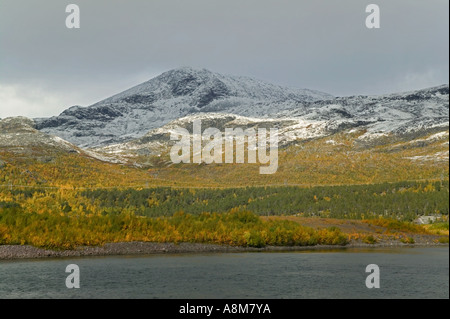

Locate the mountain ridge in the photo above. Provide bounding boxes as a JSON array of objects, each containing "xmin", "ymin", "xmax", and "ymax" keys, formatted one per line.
[
  {"xmin": 32, "ymin": 67, "xmax": 448, "ymax": 151},
  {"xmin": 33, "ymin": 67, "xmax": 333, "ymax": 147}
]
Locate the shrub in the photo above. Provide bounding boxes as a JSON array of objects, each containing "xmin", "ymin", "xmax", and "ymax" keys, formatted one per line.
[
  {"xmin": 400, "ymin": 237, "xmax": 415, "ymax": 244},
  {"xmin": 363, "ymin": 235, "xmax": 378, "ymax": 244}
]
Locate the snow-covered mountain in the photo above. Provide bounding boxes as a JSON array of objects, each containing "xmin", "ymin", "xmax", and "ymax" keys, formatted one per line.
[
  {"xmin": 33, "ymin": 67, "xmax": 448, "ymax": 153},
  {"xmin": 34, "ymin": 67, "xmax": 333, "ymax": 148},
  {"xmin": 93, "ymin": 84, "xmax": 448, "ymax": 158},
  {"xmin": 278, "ymin": 84, "xmax": 449, "ymax": 138}
]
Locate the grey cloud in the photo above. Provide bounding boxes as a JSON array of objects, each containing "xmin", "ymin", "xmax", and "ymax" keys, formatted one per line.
[{"xmin": 0, "ymin": 0, "xmax": 448, "ymax": 118}]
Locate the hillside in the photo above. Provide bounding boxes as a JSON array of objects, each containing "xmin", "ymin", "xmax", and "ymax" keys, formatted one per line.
[{"xmin": 1, "ymin": 116, "xmax": 447, "ymax": 188}]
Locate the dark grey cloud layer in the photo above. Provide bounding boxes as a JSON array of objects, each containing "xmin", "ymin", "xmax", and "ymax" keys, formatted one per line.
[{"xmin": 0, "ymin": 0, "xmax": 448, "ymax": 118}]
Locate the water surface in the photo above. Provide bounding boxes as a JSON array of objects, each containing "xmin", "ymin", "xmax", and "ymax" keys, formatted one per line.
[{"xmin": 0, "ymin": 247, "xmax": 448, "ymax": 299}]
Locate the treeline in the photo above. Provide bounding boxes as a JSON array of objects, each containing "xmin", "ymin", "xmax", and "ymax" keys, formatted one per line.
[
  {"xmin": 1, "ymin": 180, "xmax": 447, "ymax": 250},
  {"xmin": 0, "ymin": 208, "xmax": 348, "ymax": 249},
  {"xmin": 80, "ymin": 180, "xmax": 449, "ymax": 220},
  {"xmin": 1, "ymin": 180, "xmax": 448, "ymax": 221}
]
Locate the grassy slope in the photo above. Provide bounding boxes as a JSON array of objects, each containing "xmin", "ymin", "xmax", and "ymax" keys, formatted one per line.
[{"xmin": 1, "ymin": 131, "xmax": 448, "ymax": 188}]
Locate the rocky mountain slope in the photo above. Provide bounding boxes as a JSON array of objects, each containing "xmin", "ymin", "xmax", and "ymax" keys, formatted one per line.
[
  {"xmin": 34, "ymin": 67, "xmax": 448, "ymax": 154},
  {"xmin": 277, "ymin": 84, "xmax": 449, "ymax": 138},
  {"xmin": 0, "ymin": 117, "xmax": 79, "ymax": 153},
  {"xmin": 0, "ymin": 117, "xmax": 125, "ymax": 166},
  {"xmin": 93, "ymin": 84, "xmax": 449, "ymax": 160},
  {"xmin": 34, "ymin": 67, "xmax": 333, "ymax": 148}
]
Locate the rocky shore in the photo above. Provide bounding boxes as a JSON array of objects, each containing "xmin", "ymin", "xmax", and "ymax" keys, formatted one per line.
[{"xmin": 0, "ymin": 240, "xmax": 448, "ymax": 260}]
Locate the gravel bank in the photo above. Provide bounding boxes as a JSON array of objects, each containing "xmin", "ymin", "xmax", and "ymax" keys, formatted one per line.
[
  {"xmin": 0, "ymin": 242, "xmax": 246, "ymax": 260},
  {"xmin": 0, "ymin": 241, "xmax": 447, "ymax": 260}
]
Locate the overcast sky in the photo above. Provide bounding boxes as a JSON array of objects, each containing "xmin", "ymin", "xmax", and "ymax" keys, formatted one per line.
[{"xmin": 0, "ymin": 0, "xmax": 448, "ymax": 119}]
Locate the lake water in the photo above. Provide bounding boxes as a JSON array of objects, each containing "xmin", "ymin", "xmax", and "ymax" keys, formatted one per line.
[{"xmin": 0, "ymin": 247, "xmax": 448, "ymax": 299}]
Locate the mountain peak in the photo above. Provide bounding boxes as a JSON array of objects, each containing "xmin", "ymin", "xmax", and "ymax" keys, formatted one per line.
[
  {"xmin": 154, "ymin": 67, "xmax": 214, "ymax": 84},
  {"xmin": 98, "ymin": 67, "xmax": 333, "ymax": 107},
  {"xmin": 35, "ymin": 66, "xmax": 335, "ymax": 147},
  {"xmin": 163, "ymin": 66, "xmax": 212, "ymax": 75}
]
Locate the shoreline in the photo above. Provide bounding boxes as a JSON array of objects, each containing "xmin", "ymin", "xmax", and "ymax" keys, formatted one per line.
[{"xmin": 0, "ymin": 241, "xmax": 448, "ymax": 260}]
